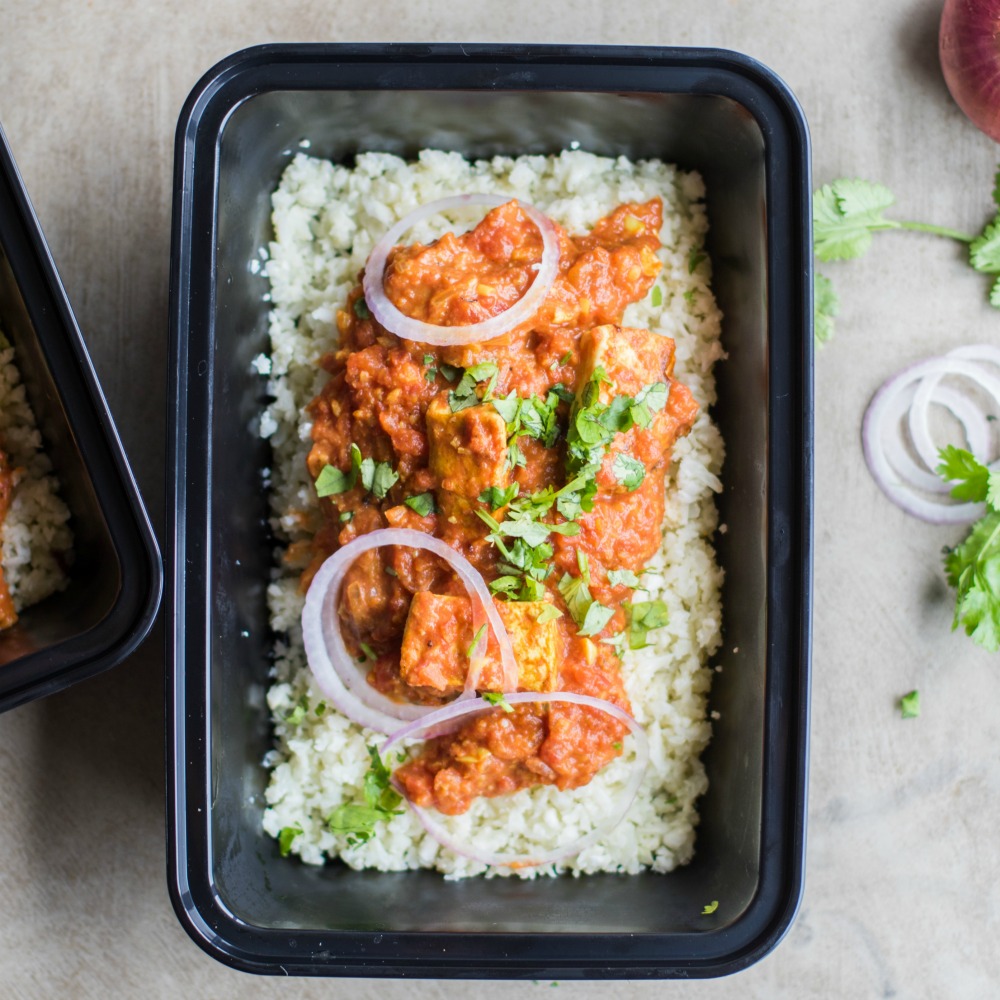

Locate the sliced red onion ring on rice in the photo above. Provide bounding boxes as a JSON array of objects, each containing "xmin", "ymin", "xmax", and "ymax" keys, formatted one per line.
[
  {"xmin": 862, "ymin": 347, "xmax": 1000, "ymax": 523},
  {"xmin": 361, "ymin": 194, "xmax": 559, "ymax": 346},
  {"xmin": 382, "ymin": 691, "xmax": 649, "ymax": 869},
  {"xmin": 301, "ymin": 528, "xmax": 517, "ymax": 733}
]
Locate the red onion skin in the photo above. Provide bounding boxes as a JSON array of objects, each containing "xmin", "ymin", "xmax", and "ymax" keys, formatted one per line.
[{"xmin": 940, "ymin": 0, "xmax": 1000, "ymax": 142}]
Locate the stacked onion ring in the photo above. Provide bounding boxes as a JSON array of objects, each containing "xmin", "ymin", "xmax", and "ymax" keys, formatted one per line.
[{"xmin": 863, "ymin": 345, "xmax": 1000, "ymax": 523}]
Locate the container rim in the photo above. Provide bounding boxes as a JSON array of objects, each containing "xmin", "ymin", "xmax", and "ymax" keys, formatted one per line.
[
  {"xmin": 0, "ymin": 122, "xmax": 163, "ymax": 713},
  {"xmin": 166, "ymin": 41, "xmax": 813, "ymax": 979}
]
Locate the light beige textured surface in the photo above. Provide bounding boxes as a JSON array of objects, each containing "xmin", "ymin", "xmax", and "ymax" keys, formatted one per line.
[{"xmin": 2, "ymin": 0, "xmax": 999, "ymax": 996}]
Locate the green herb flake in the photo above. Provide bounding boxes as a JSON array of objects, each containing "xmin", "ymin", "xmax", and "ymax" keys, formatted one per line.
[
  {"xmin": 404, "ymin": 492, "xmax": 437, "ymax": 517},
  {"xmin": 900, "ymin": 690, "xmax": 921, "ymax": 719},
  {"xmin": 702, "ymin": 900, "xmax": 719, "ymax": 915},
  {"xmin": 578, "ymin": 600, "xmax": 614, "ymax": 637},
  {"xmin": 285, "ymin": 695, "xmax": 309, "ymax": 726},
  {"xmin": 339, "ymin": 510, "xmax": 354, "ymax": 523},
  {"xmin": 608, "ymin": 568, "xmax": 642, "ymax": 588},
  {"xmin": 534, "ymin": 603, "xmax": 563, "ymax": 624},
  {"xmin": 315, "ymin": 443, "xmax": 362, "ymax": 497},
  {"xmin": 352, "ymin": 297, "xmax": 371, "ymax": 320},
  {"xmin": 359, "ymin": 642, "xmax": 378, "ymax": 663},
  {"xmin": 467, "ymin": 623, "xmax": 488, "ymax": 659},
  {"xmin": 628, "ymin": 599, "xmax": 670, "ymax": 649},
  {"xmin": 612, "ymin": 451, "xmax": 646, "ymax": 491},
  {"xmin": 482, "ymin": 691, "xmax": 513, "ymax": 713},
  {"xmin": 688, "ymin": 250, "xmax": 707, "ymax": 274},
  {"xmin": 315, "ymin": 701, "xmax": 327, "ymax": 717},
  {"xmin": 448, "ymin": 361, "xmax": 499, "ymax": 411},
  {"xmin": 278, "ymin": 824, "xmax": 302, "ymax": 857},
  {"xmin": 559, "ymin": 351, "xmax": 573, "ymax": 366},
  {"xmin": 612, "ymin": 741, "xmax": 623, "ymax": 751},
  {"xmin": 359, "ymin": 456, "xmax": 399, "ymax": 499},
  {"xmin": 650, "ymin": 286, "xmax": 663, "ymax": 307},
  {"xmin": 384, "ymin": 566, "xmax": 398, "ymax": 577},
  {"xmin": 422, "ymin": 354, "xmax": 435, "ymax": 366},
  {"xmin": 479, "ymin": 483, "xmax": 520, "ymax": 510}
]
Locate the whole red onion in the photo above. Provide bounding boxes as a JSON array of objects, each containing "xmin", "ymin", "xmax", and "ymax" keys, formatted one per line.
[{"xmin": 940, "ymin": 0, "xmax": 1000, "ymax": 142}]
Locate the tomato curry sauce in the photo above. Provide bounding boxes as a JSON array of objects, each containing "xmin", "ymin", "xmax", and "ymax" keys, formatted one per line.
[{"xmin": 304, "ymin": 198, "xmax": 699, "ymax": 816}]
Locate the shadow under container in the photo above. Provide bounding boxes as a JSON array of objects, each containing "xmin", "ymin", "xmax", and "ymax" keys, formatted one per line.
[
  {"xmin": 167, "ymin": 44, "xmax": 813, "ymax": 979},
  {"xmin": 0, "ymin": 124, "xmax": 162, "ymax": 712}
]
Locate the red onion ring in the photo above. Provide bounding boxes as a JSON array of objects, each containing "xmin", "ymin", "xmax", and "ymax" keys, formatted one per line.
[
  {"xmin": 862, "ymin": 346, "xmax": 1000, "ymax": 523},
  {"xmin": 361, "ymin": 195, "xmax": 559, "ymax": 346},
  {"xmin": 301, "ymin": 528, "xmax": 517, "ymax": 733},
  {"xmin": 382, "ymin": 692, "xmax": 649, "ymax": 869}
]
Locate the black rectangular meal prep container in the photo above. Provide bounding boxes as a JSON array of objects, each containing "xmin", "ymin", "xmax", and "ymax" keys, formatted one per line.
[
  {"xmin": 167, "ymin": 43, "xmax": 812, "ymax": 979},
  {"xmin": 0, "ymin": 124, "xmax": 162, "ymax": 713}
]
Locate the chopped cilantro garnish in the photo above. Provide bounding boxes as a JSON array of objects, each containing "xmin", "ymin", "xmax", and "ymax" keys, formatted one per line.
[
  {"xmin": 612, "ymin": 741, "xmax": 623, "ymax": 751},
  {"xmin": 339, "ymin": 510, "xmax": 354, "ymax": 523},
  {"xmin": 352, "ymin": 297, "xmax": 371, "ymax": 319},
  {"xmin": 384, "ymin": 566, "xmax": 397, "ymax": 577},
  {"xmin": 482, "ymin": 691, "xmax": 513, "ymax": 713},
  {"xmin": 534, "ymin": 603, "xmax": 563, "ymax": 624},
  {"xmin": 612, "ymin": 451, "xmax": 646, "ymax": 491},
  {"xmin": 650, "ymin": 286, "xmax": 663, "ymax": 307},
  {"xmin": 285, "ymin": 694, "xmax": 309, "ymax": 726},
  {"xmin": 359, "ymin": 456, "xmax": 399, "ymax": 499},
  {"xmin": 608, "ymin": 568, "xmax": 642, "ymax": 588},
  {"xmin": 467, "ymin": 623, "xmax": 488, "ymax": 659},
  {"xmin": 578, "ymin": 600, "xmax": 614, "ymax": 637},
  {"xmin": 702, "ymin": 900, "xmax": 719, "ymax": 915},
  {"xmin": 627, "ymin": 599, "xmax": 670, "ymax": 649},
  {"xmin": 326, "ymin": 745, "xmax": 403, "ymax": 845},
  {"xmin": 688, "ymin": 250, "xmax": 706, "ymax": 274},
  {"xmin": 900, "ymin": 690, "xmax": 921, "ymax": 719},
  {"xmin": 359, "ymin": 641, "xmax": 378, "ymax": 663},
  {"xmin": 448, "ymin": 361, "xmax": 499, "ymax": 411},
  {"xmin": 404, "ymin": 492, "xmax": 437, "ymax": 516},
  {"xmin": 576, "ymin": 549, "xmax": 591, "ymax": 584},
  {"xmin": 438, "ymin": 362, "xmax": 462, "ymax": 383},
  {"xmin": 315, "ymin": 700, "xmax": 327, "ymax": 716},
  {"xmin": 479, "ymin": 483, "xmax": 519, "ymax": 510},
  {"xmin": 422, "ymin": 353, "xmax": 434, "ymax": 366},
  {"xmin": 317, "ymin": 444, "xmax": 397, "ymax": 501},
  {"xmin": 559, "ymin": 351, "xmax": 573, "ymax": 366},
  {"xmin": 278, "ymin": 824, "xmax": 302, "ymax": 857},
  {"xmin": 315, "ymin": 443, "xmax": 362, "ymax": 497}
]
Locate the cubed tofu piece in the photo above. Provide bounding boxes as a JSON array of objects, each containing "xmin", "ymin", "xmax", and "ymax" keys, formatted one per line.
[
  {"xmin": 399, "ymin": 592, "xmax": 559, "ymax": 694},
  {"xmin": 576, "ymin": 324, "xmax": 697, "ymax": 494},
  {"xmin": 426, "ymin": 396, "xmax": 510, "ymax": 518},
  {"xmin": 576, "ymin": 324, "xmax": 675, "ymax": 401},
  {"xmin": 494, "ymin": 599, "xmax": 559, "ymax": 692}
]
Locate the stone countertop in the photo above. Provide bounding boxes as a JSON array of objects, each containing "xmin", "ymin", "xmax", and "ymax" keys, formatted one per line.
[{"xmin": 1, "ymin": 1, "xmax": 998, "ymax": 997}]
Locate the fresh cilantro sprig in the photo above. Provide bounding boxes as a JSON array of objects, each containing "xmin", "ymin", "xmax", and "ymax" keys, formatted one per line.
[
  {"xmin": 937, "ymin": 446, "xmax": 1000, "ymax": 652},
  {"xmin": 813, "ymin": 172, "xmax": 1000, "ymax": 345},
  {"xmin": 326, "ymin": 745, "xmax": 404, "ymax": 846}
]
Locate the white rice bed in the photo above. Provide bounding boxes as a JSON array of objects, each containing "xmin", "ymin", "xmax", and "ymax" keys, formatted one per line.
[
  {"xmin": 0, "ymin": 335, "xmax": 72, "ymax": 610},
  {"xmin": 259, "ymin": 149, "xmax": 725, "ymax": 878}
]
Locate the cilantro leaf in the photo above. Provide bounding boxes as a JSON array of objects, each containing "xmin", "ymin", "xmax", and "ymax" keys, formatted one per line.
[
  {"xmin": 578, "ymin": 600, "xmax": 614, "ymax": 637},
  {"xmin": 702, "ymin": 900, "xmax": 719, "ymax": 916},
  {"xmin": 813, "ymin": 179, "xmax": 896, "ymax": 262},
  {"xmin": 467, "ymin": 623, "xmax": 488, "ymax": 659},
  {"xmin": 612, "ymin": 452, "xmax": 646, "ymax": 491},
  {"xmin": 353, "ymin": 297, "xmax": 371, "ymax": 320},
  {"xmin": 899, "ymin": 690, "xmax": 921, "ymax": 719},
  {"xmin": 628, "ymin": 599, "xmax": 670, "ymax": 649},
  {"xmin": 278, "ymin": 824, "xmax": 302, "ymax": 857},
  {"xmin": 608, "ymin": 568, "xmax": 642, "ymax": 588},
  {"xmin": 479, "ymin": 483, "xmax": 519, "ymax": 510},
  {"xmin": 944, "ymin": 509, "xmax": 1000, "ymax": 652},
  {"xmin": 482, "ymin": 691, "xmax": 513, "ymax": 713},
  {"xmin": 315, "ymin": 443, "xmax": 362, "ymax": 497},
  {"xmin": 650, "ymin": 286, "xmax": 663, "ymax": 307},
  {"xmin": 936, "ymin": 446, "xmax": 990, "ymax": 502},
  {"xmin": 970, "ymin": 219, "xmax": 1000, "ymax": 275},
  {"xmin": 360, "ymin": 456, "xmax": 399, "ymax": 499},
  {"xmin": 557, "ymin": 571, "xmax": 593, "ymax": 626},
  {"xmin": 404, "ymin": 492, "xmax": 437, "ymax": 516},
  {"xmin": 814, "ymin": 273, "xmax": 839, "ymax": 346},
  {"xmin": 448, "ymin": 361, "xmax": 499, "ymax": 411},
  {"xmin": 327, "ymin": 746, "xmax": 403, "ymax": 845},
  {"xmin": 534, "ymin": 603, "xmax": 563, "ymax": 624}
]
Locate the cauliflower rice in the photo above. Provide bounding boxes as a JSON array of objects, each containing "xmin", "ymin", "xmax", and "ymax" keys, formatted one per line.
[
  {"xmin": 259, "ymin": 149, "xmax": 725, "ymax": 878},
  {"xmin": 0, "ymin": 331, "xmax": 72, "ymax": 613}
]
